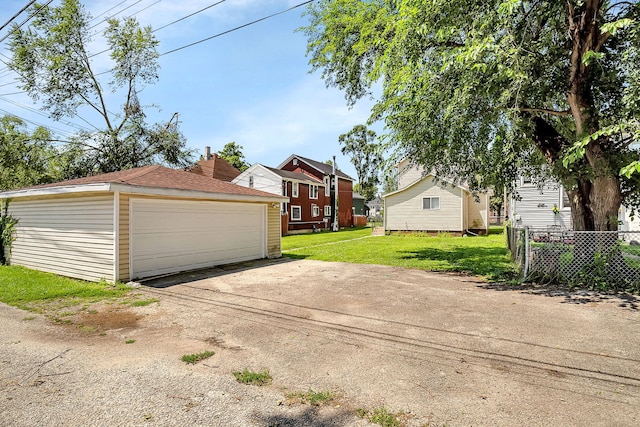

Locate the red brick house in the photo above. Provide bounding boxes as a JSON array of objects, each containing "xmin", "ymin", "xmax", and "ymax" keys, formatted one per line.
[{"xmin": 277, "ymin": 154, "xmax": 355, "ymax": 229}]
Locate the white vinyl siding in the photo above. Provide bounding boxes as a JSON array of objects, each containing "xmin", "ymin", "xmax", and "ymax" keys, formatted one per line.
[
  {"xmin": 130, "ymin": 199, "xmax": 265, "ymax": 279},
  {"xmin": 397, "ymin": 159, "xmax": 425, "ymax": 189},
  {"xmin": 7, "ymin": 195, "xmax": 115, "ymax": 282},
  {"xmin": 510, "ymin": 182, "xmax": 571, "ymax": 229},
  {"xmin": 232, "ymin": 165, "xmax": 282, "ymax": 195},
  {"xmin": 385, "ymin": 176, "xmax": 462, "ymax": 231},
  {"xmin": 466, "ymin": 192, "xmax": 489, "ymax": 231}
]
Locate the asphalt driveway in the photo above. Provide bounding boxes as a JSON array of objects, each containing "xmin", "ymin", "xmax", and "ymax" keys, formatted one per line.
[{"xmin": 2, "ymin": 258, "xmax": 640, "ymax": 426}]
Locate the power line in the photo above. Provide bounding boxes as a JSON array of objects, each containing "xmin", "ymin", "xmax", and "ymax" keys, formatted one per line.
[
  {"xmin": 88, "ymin": 0, "xmax": 143, "ymax": 30},
  {"xmin": 161, "ymin": 0, "xmax": 314, "ymax": 56},
  {"xmin": 153, "ymin": 0, "xmax": 226, "ymax": 33},
  {"xmin": 0, "ymin": 0, "xmax": 55, "ymax": 44},
  {"xmin": 0, "ymin": 0, "xmax": 37, "ymax": 33},
  {"xmin": 89, "ymin": 0, "xmax": 129, "ymax": 24},
  {"xmin": 0, "ymin": 95, "xmax": 98, "ymax": 132}
]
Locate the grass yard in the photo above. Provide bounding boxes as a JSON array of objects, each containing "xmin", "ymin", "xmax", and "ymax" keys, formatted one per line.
[
  {"xmin": 282, "ymin": 227, "xmax": 372, "ymax": 251},
  {"xmin": 0, "ymin": 265, "xmax": 131, "ymax": 312},
  {"xmin": 283, "ymin": 228, "xmax": 514, "ymax": 280}
]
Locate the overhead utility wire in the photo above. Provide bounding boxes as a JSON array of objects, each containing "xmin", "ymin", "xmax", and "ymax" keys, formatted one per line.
[
  {"xmin": 0, "ymin": 0, "xmax": 55, "ymax": 44},
  {"xmin": 160, "ymin": 0, "xmax": 315, "ymax": 56},
  {"xmin": 152, "ymin": 0, "xmax": 226, "ymax": 33},
  {"xmin": 88, "ymin": 0, "xmax": 143, "ymax": 30},
  {"xmin": 90, "ymin": 0, "xmax": 226, "ymax": 59},
  {"xmin": 88, "ymin": 0, "xmax": 129, "ymax": 24},
  {"xmin": 0, "ymin": 0, "xmax": 37, "ymax": 33}
]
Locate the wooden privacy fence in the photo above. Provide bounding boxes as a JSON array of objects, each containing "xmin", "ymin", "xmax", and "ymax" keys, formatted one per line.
[{"xmin": 353, "ymin": 215, "xmax": 367, "ymax": 227}]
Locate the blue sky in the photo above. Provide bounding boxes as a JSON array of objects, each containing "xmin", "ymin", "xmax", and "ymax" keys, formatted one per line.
[{"xmin": 0, "ymin": 0, "xmax": 381, "ymax": 179}]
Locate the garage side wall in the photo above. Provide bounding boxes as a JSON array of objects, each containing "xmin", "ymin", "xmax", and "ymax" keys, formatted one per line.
[
  {"xmin": 119, "ymin": 194, "xmax": 130, "ymax": 282},
  {"xmin": 267, "ymin": 204, "xmax": 282, "ymax": 258},
  {"xmin": 7, "ymin": 194, "xmax": 115, "ymax": 282}
]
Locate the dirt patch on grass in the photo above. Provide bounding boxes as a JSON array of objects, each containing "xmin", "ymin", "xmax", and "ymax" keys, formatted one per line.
[{"xmin": 78, "ymin": 307, "xmax": 141, "ymax": 331}]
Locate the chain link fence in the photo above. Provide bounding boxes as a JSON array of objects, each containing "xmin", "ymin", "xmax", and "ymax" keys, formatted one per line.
[{"xmin": 506, "ymin": 226, "xmax": 640, "ymax": 292}]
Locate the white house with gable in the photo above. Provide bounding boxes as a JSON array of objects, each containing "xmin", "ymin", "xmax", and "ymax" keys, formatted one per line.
[{"xmin": 383, "ymin": 159, "xmax": 490, "ymax": 234}]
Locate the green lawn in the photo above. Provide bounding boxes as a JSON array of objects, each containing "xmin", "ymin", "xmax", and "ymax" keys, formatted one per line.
[
  {"xmin": 0, "ymin": 265, "xmax": 131, "ymax": 311},
  {"xmin": 282, "ymin": 227, "xmax": 372, "ymax": 251},
  {"xmin": 283, "ymin": 229, "xmax": 514, "ymax": 280}
]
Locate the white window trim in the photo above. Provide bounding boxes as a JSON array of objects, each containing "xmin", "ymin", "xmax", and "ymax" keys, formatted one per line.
[
  {"xmin": 324, "ymin": 205, "xmax": 331, "ymax": 216},
  {"xmin": 422, "ymin": 196, "xmax": 441, "ymax": 210},
  {"xmin": 291, "ymin": 205, "xmax": 301, "ymax": 221},
  {"xmin": 559, "ymin": 187, "xmax": 571, "ymax": 210},
  {"xmin": 324, "ymin": 176, "xmax": 330, "ymax": 196},
  {"xmin": 312, "ymin": 204, "xmax": 320, "ymax": 217},
  {"xmin": 292, "ymin": 182, "xmax": 299, "ymax": 198},
  {"xmin": 309, "ymin": 184, "xmax": 319, "ymax": 199}
]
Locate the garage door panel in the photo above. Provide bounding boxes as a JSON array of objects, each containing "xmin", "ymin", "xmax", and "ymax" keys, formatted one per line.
[{"xmin": 131, "ymin": 199, "xmax": 265, "ymax": 279}]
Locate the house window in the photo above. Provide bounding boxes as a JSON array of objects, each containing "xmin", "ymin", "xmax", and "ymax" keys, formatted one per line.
[
  {"xmin": 292, "ymin": 182, "xmax": 299, "ymax": 198},
  {"xmin": 560, "ymin": 188, "xmax": 570, "ymax": 209},
  {"xmin": 291, "ymin": 205, "xmax": 301, "ymax": 221},
  {"xmin": 309, "ymin": 184, "xmax": 319, "ymax": 199},
  {"xmin": 324, "ymin": 205, "xmax": 331, "ymax": 216},
  {"xmin": 312, "ymin": 204, "xmax": 320, "ymax": 217},
  {"xmin": 422, "ymin": 197, "xmax": 440, "ymax": 210},
  {"xmin": 324, "ymin": 176, "xmax": 330, "ymax": 196},
  {"xmin": 249, "ymin": 175, "xmax": 254, "ymax": 188}
]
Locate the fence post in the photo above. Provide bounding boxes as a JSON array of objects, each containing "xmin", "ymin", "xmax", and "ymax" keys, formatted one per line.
[{"xmin": 523, "ymin": 226, "xmax": 530, "ymax": 279}]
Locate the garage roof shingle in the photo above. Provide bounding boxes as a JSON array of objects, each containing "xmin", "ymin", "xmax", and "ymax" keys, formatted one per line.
[{"xmin": 18, "ymin": 165, "xmax": 283, "ymax": 199}]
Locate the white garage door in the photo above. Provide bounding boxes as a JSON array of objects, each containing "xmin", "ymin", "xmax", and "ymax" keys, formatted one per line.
[{"xmin": 130, "ymin": 199, "xmax": 265, "ymax": 279}]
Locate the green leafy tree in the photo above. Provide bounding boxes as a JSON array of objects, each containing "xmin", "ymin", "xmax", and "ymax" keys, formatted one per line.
[
  {"xmin": 339, "ymin": 125, "xmax": 383, "ymax": 200},
  {"xmin": 304, "ymin": 1, "xmax": 640, "ymax": 231},
  {"xmin": 8, "ymin": 0, "xmax": 192, "ymax": 177},
  {"xmin": 217, "ymin": 142, "xmax": 250, "ymax": 171},
  {"xmin": 0, "ymin": 115, "xmax": 56, "ymax": 190}
]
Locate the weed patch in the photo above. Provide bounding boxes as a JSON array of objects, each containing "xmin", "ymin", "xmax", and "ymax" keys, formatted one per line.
[
  {"xmin": 130, "ymin": 298, "xmax": 159, "ymax": 307},
  {"xmin": 181, "ymin": 351, "xmax": 215, "ymax": 364},
  {"xmin": 356, "ymin": 407, "xmax": 407, "ymax": 427},
  {"xmin": 285, "ymin": 389, "xmax": 334, "ymax": 406},
  {"xmin": 232, "ymin": 369, "xmax": 272, "ymax": 386}
]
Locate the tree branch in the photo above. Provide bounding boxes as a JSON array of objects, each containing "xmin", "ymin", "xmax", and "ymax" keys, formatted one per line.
[{"xmin": 518, "ymin": 107, "xmax": 572, "ymax": 117}]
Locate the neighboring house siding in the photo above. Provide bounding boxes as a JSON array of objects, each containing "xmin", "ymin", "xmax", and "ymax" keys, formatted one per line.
[
  {"xmin": 267, "ymin": 204, "xmax": 282, "ymax": 257},
  {"xmin": 466, "ymin": 193, "xmax": 489, "ymax": 231},
  {"xmin": 119, "ymin": 193, "xmax": 130, "ymax": 282},
  {"xmin": 337, "ymin": 178, "xmax": 353, "ymax": 227},
  {"xmin": 385, "ymin": 177, "xmax": 462, "ymax": 231},
  {"xmin": 397, "ymin": 159, "xmax": 425, "ymax": 189},
  {"xmin": 511, "ymin": 183, "xmax": 571, "ymax": 229},
  {"xmin": 8, "ymin": 194, "xmax": 115, "ymax": 282},
  {"xmin": 234, "ymin": 167, "xmax": 281, "ymax": 195}
]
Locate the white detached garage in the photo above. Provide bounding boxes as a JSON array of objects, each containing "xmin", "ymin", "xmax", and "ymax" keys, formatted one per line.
[{"xmin": 0, "ymin": 165, "xmax": 287, "ymax": 282}]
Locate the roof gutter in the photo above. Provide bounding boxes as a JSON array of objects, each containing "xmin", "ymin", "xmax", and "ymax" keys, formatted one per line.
[{"xmin": 0, "ymin": 182, "xmax": 288, "ymax": 204}]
